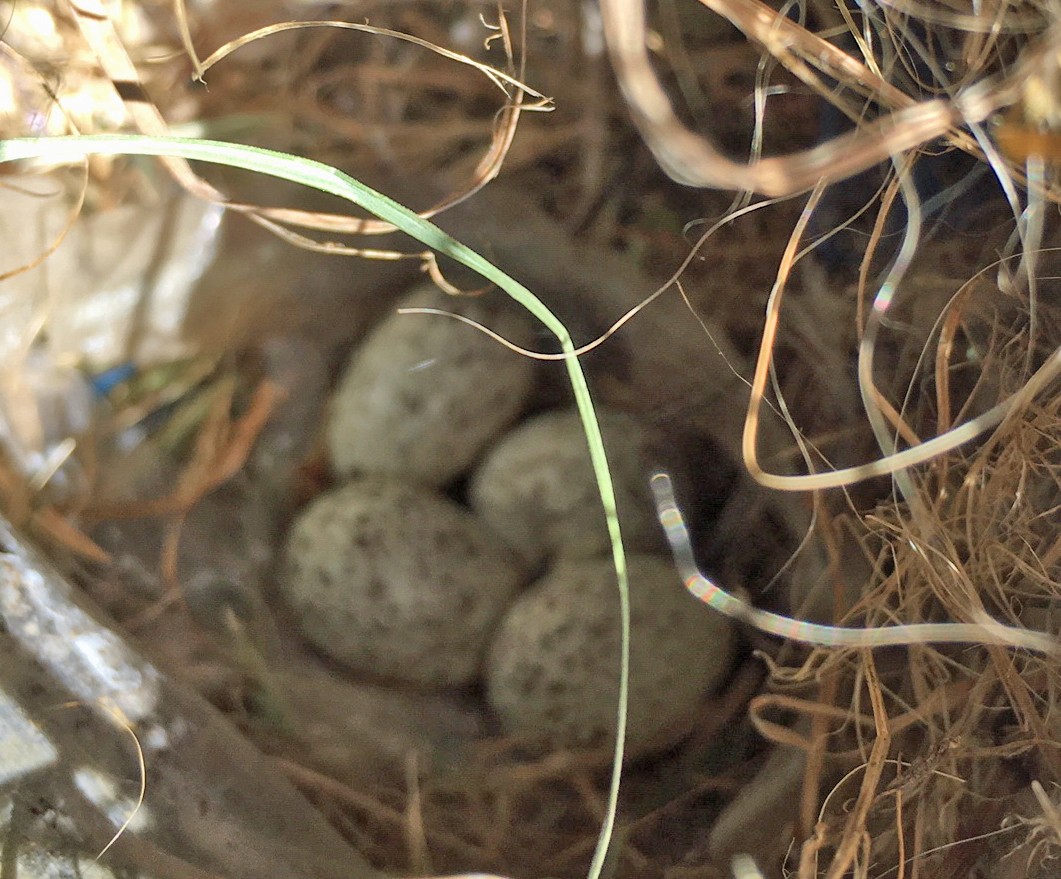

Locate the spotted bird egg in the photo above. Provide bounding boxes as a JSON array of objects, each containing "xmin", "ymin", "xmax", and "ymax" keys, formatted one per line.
[
  {"xmin": 469, "ymin": 408, "xmax": 664, "ymax": 567},
  {"xmin": 327, "ymin": 286, "xmax": 536, "ymax": 487},
  {"xmin": 485, "ymin": 554, "xmax": 736, "ymax": 752},
  {"xmin": 279, "ymin": 478, "xmax": 523, "ymax": 687}
]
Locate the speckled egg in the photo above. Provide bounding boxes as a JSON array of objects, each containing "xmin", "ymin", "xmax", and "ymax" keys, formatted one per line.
[
  {"xmin": 279, "ymin": 478, "xmax": 522, "ymax": 687},
  {"xmin": 327, "ymin": 286, "xmax": 536, "ymax": 487},
  {"xmin": 485, "ymin": 554, "xmax": 735, "ymax": 752},
  {"xmin": 469, "ymin": 409, "xmax": 663, "ymax": 567}
]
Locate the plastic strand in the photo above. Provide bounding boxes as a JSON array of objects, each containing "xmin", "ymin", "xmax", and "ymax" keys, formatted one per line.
[{"xmin": 651, "ymin": 473, "xmax": 1059, "ymax": 654}]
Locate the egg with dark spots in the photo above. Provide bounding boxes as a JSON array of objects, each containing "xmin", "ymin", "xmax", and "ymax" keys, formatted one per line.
[
  {"xmin": 327, "ymin": 286, "xmax": 536, "ymax": 487},
  {"xmin": 279, "ymin": 478, "xmax": 523, "ymax": 686},
  {"xmin": 470, "ymin": 409, "xmax": 664, "ymax": 566},
  {"xmin": 486, "ymin": 554, "xmax": 735, "ymax": 752}
]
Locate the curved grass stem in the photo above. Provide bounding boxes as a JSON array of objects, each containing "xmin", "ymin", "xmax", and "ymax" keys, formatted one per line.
[{"xmin": 0, "ymin": 134, "xmax": 630, "ymax": 879}]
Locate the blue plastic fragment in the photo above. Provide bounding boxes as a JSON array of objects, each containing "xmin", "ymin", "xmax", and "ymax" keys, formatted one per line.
[{"xmin": 87, "ymin": 362, "xmax": 137, "ymax": 397}]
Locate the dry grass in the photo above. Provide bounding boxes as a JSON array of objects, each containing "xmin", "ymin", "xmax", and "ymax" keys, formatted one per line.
[{"xmin": 2, "ymin": 2, "xmax": 1060, "ymax": 878}]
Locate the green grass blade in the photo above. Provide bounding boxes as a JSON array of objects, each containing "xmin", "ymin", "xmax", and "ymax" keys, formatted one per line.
[{"xmin": 0, "ymin": 134, "xmax": 630, "ymax": 879}]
